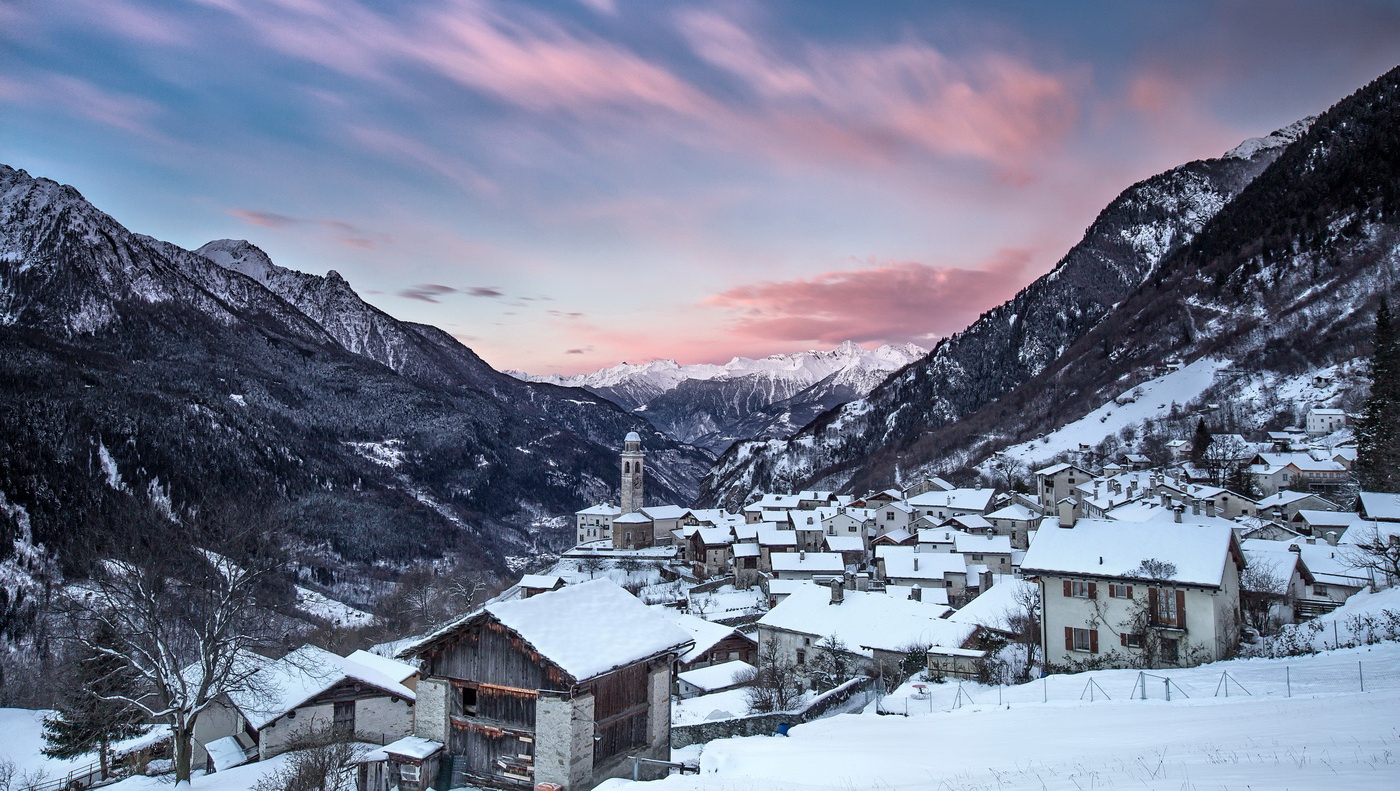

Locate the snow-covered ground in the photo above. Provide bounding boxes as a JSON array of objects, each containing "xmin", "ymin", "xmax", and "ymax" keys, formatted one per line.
[
  {"xmin": 991, "ymin": 357, "xmax": 1228, "ymax": 470},
  {"xmin": 0, "ymin": 710, "xmax": 168, "ymax": 786},
  {"xmin": 607, "ymin": 589, "xmax": 1400, "ymax": 790},
  {"xmin": 294, "ymin": 584, "xmax": 376, "ymax": 627}
]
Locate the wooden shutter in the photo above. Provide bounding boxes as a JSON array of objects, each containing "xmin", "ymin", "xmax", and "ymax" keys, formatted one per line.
[
  {"xmin": 1120, "ymin": 632, "xmax": 1128, "ymax": 647},
  {"xmin": 1148, "ymin": 588, "xmax": 1159, "ymax": 626},
  {"xmin": 1088, "ymin": 582, "xmax": 1098, "ymax": 599},
  {"xmin": 1176, "ymin": 590, "xmax": 1187, "ymax": 628},
  {"xmin": 1063, "ymin": 580, "xmax": 1072, "ymax": 597},
  {"xmin": 1125, "ymin": 585, "xmax": 1133, "ymax": 599},
  {"xmin": 1089, "ymin": 630, "xmax": 1099, "ymax": 654},
  {"xmin": 1064, "ymin": 626, "xmax": 1074, "ymax": 650}
]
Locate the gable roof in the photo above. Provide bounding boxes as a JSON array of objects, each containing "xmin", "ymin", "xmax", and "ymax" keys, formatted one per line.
[
  {"xmin": 400, "ymin": 580, "xmax": 692, "ymax": 682},
  {"xmin": 1359, "ymin": 491, "xmax": 1400, "ymax": 521},
  {"xmin": 758, "ymin": 583, "xmax": 962, "ymax": 654},
  {"xmin": 232, "ymin": 645, "xmax": 415, "ymax": 731},
  {"xmin": 1020, "ymin": 519, "xmax": 1239, "ymax": 588}
]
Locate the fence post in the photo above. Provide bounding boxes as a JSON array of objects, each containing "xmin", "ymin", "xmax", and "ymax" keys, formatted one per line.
[
  {"xmin": 1164, "ymin": 677, "xmax": 1171, "ymax": 702},
  {"xmin": 1359, "ymin": 660, "xmax": 1365, "ymax": 692},
  {"xmin": 1286, "ymin": 665, "xmax": 1291, "ymax": 698}
]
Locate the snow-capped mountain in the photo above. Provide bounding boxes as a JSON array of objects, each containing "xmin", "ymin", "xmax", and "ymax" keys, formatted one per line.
[
  {"xmin": 511, "ymin": 341, "xmax": 924, "ymax": 453},
  {"xmin": 702, "ymin": 66, "xmax": 1400, "ymax": 508},
  {"xmin": 0, "ymin": 165, "xmax": 714, "ymax": 603}
]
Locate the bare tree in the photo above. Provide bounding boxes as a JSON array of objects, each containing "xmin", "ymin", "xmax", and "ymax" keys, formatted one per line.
[
  {"xmin": 1240, "ymin": 559, "xmax": 1290, "ymax": 635},
  {"xmin": 575, "ymin": 553, "xmax": 607, "ymax": 580},
  {"xmin": 805, "ymin": 635, "xmax": 855, "ymax": 692},
  {"xmin": 741, "ymin": 645, "xmax": 804, "ymax": 714},
  {"xmin": 1342, "ymin": 525, "xmax": 1400, "ymax": 588},
  {"xmin": 1002, "ymin": 583, "xmax": 1042, "ymax": 682},
  {"xmin": 253, "ymin": 727, "xmax": 364, "ymax": 791},
  {"xmin": 63, "ymin": 511, "xmax": 288, "ymax": 785}
]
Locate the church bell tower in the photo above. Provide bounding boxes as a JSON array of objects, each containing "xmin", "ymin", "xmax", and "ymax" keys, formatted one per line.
[{"xmin": 620, "ymin": 431, "xmax": 644, "ymax": 514}]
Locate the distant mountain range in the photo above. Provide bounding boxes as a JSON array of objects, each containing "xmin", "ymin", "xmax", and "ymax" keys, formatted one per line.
[
  {"xmin": 0, "ymin": 167, "xmax": 713, "ymax": 606},
  {"xmin": 510, "ymin": 341, "xmax": 924, "ymax": 453},
  {"xmin": 700, "ymin": 66, "xmax": 1400, "ymax": 508}
]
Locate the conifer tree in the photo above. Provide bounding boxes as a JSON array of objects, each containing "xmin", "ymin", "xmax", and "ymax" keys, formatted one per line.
[
  {"xmin": 1190, "ymin": 419, "xmax": 1213, "ymax": 465},
  {"xmin": 43, "ymin": 622, "xmax": 148, "ymax": 779},
  {"xmin": 1356, "ymin": 297, "xmax": 1400, "ymax": 492}
]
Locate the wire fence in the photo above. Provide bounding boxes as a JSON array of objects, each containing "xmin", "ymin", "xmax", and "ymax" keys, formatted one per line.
[{"xmin": 874, "ymin": 654, "xmax": 1400, "ymax": 716}]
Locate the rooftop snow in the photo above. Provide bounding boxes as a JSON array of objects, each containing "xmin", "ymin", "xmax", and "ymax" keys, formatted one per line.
[
  {"xmin": 677, "ymin": 660, "xmax": 756, "ymax": 692},
  {"xmin": 758, "ymin": 583, "xmax": 962, "ymax": 653},
  {"xmin": 403, "ymin": 579, "xmax": 692, "ymax": 682},
  {"xmin": 1020, "ymin": 519, "xmax": 1236, "ymax": 587}
]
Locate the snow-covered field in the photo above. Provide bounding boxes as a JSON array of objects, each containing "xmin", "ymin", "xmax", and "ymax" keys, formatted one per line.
[{"xmin": 607, "ymin": 590, "xmax": 1400, "ymax": 790}]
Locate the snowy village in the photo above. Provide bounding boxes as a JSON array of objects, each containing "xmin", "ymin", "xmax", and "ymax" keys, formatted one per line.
[{"xmin": 4, "ymin": 4, "xmax": 1400, "ymax": 791}]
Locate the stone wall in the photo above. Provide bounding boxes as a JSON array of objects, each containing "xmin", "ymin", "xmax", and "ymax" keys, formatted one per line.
[
  {"xmin": 413, "ymin": 677, "xmax": 450, "ymax": 745},
  {"xmin": 670, "ymin": 676, "xmax": 876, "ymax": 749}
]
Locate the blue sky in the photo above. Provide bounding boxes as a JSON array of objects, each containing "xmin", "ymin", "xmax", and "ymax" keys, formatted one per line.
[{"xmin": 3, "ymin": 0, "xmax": 1398, "ymax": 373}]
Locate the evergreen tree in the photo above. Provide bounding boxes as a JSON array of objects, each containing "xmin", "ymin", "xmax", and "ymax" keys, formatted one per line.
[
  {"xmin": 1356, "ymin": 297, "xmax": 1400, "ymax": 492},
  {"xmin": 42, "ymin": 622, "xmax": 148, "ymax": 779},
  {"xmin": 1190, "ymin": 419, "xmax": 1213, "ymax": 465}
]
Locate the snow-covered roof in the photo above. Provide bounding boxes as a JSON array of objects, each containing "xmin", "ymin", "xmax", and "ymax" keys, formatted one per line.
[
  {"xmin": 677, "ymin": 660, "xmax": 756, "ymax": 693},
  {"xmin": 1238, "ymin": 543, "xmax": 1313, "ymax": 586},
  {"xmin": 382, "ymin": 735, "xmax": 444, "ymax": 761},
  {"xmin": 1034, "ymin": 463, "xmax": 1076, "ymax": 476},
  {"xmin": 948, "ymin": 514, "xmax": 993, "ymax": 530},
  {"xmin": 345, "ymin": 650, "xmax": 417, "ymax": 684},
  {"xmin": 401, "ymin": 580, "xmax": 692, "ymax": 682},
  {"xmin": 233, "ymin": 645, "xmax": 415, "ymax": 731},
  {"xmin": 757, "ymin": 526, "xmax": 798, "ymax": 546},
  {"xmin": 694, "ymin": 526, "xmax": 734, "ymax": 546},
  {"xmin": 1359, "ymin": 491, "xmax": 1400, "ymax": 521},
  {"xmin": 759, "ymin": 583, "xmax": 962, "ymax": 653},
  {"xmin": 1256, "ymin": 491, "xmax": 1334, "ymax": 509},
  {"xmin": 823, "ymin": 535, "xmax": 865, "ymax": 553},
  {"xmin": 614, "ymin": 511, "xmax": 652, "ymax": 524},
  {"xmin": 789, "ymin": 509, "xmax": 825, "ymax": 528},
  {"xmin": 772, "ymin": 552, "xmax": 844, "ymax": 573},
  {"xmin": 1294, "ymin": 510, "xmax": 1361, "ymax": 529},
  {"xmin": 518, "ymin": 573, "xmax": 564, "ymax": 590},
  {"xmin": 906, "ymin": 488, "xmax": 996, "ymax": 512},
  {"xmin": 948, "ymin": 577, "xmax": 1036, "ymax": 633},
  {"xmin": 874, "ymin": 528, "xmax": 915, "ymax": 544},
  {"xmin": 883, "ymin": 584, "xmax": 951, "ymax": 607},
  {"xmin": 662, "ymin": 611, "xmax": 748, "ymax": 664},
  {"xmin": 1020, "ymin": 519, "xmax": 1238, "ymax": 588},
  {"xmin": 205, "ymin": 736, "xmax": 251, "ymax": 772},
  {"xmin": 733, "ymin": 542, "xmax": 761, "ymax": 558},
  {"xmin": 876, "ymin": 546, "xmax": 967, "ymax": 580},
  {"xmin": 986, "ymin": 504, "xmax": 1037, "ymax": 521},
  {"xmin": 954, "ymin": 533, "xmax": 1012, "ymax": 555},
  {"xmin": 916, "ymin": 528, "xmax": 957, "ymax": 545},
  {"xmin": 625, "ymin": 431, "xmax": 641, "ymax": 442},
  {"xmin": 642, "ymin": 505, "xmax": 689, "ymax": 520},
  {"xmin": 577, "ymin": 503, "xmax": 622, "ymax": 516}
]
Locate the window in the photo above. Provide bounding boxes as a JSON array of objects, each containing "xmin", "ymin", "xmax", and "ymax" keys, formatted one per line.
[
  {"xmin": 1071, "ymin": 628, "xmax": 1097, "ymax": 652},
  {"xmin": 1069, "ymin": 580, "xmax": 1091, "ymax": 598},
  {"xmin": 971, "ymin": 554, "xmax": 983, "ymax": 561},
  {"xmin": 886, "ymin": 511, "xmax": 895, "ymax": 520},
  {"xmin": 398, "ymin": 764, "xmax": 421, "ymax": 785},
  {"xmin": 461, "ymin": 687, "xmax": 478, "ymax": 715},
  {"xmin": 1157, "ymin": 589, "xmax": 1179, "ymax": 624},
  {"xmin": 1120, "ymin": 632, "xmax": 1142, "ymax": 648},
  {"xmin": 1313, "ymin": 585, "xmax": 1328, "ymax": 596},
  {"xmin": 1161, "ymin": 638, "xmax": 1180, "ymax": 663},
  {"xmin": 333, "ymin": 701, "xmax": 355, "ymax": 735},
  {"xmin": 1109, "ymin": 584, "xmax": 1133, "ymax": 599},
  {"xmin": 795, "ymin": 649, "xmax": 806, "ymax": 665}
]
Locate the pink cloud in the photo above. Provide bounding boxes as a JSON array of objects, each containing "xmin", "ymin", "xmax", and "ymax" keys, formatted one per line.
[
  {"xmin": 677, "ymin": 11, "xmax": 1081, "ymax": 174},
  {"xmin": 0, "ymin": 73, "xmax": 163, "ymax": 138},
  {"xmin": 703, "ymin": 249, "xmax": 1036, "ymax": 347}
]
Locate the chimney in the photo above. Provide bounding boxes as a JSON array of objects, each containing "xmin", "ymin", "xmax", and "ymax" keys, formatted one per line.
[
  {"xmin": 908, "ymin": 584, "xmax": 922, "ymax": 602},
  {"xmin": 829, "ymin": 579, "xmax": 845, "ymax": 605},
  {"xmin": 1174, "ymin": 505, "xmax": 1184, "ymax": 524},
  {"xmin": 914, "ymin": 556, "xmax": 920, "ymax": 571},
  {"xmin": 1205, "ymin": 499, "xmax": 1217, "ymax": 518},
  {"xmin": 1160, "ymin": 492, "xmax": 1170, "ymax": 507},
  {"xmin": 1058, "ymin": 499, "xmax": 1077, "ymax": 528},
  {"xmin": 1191, "ymin": 500, "xmax": 1201, "ymax": 517},
  {"xmin": 800, "ymin": 550, "xmax": 806, "ymax": 561},
  {"xmin": 980, "ymin": 569, "xmax": 994, "ymax": 590}
]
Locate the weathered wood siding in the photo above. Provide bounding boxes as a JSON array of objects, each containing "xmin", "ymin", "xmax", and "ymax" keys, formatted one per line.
[
  {"xmin": 589, "ymin": 663, "xmax": 650, "ymax": 767},
  {"xmin": 422, "ymin": 618, "xmax": 571, "ymax": 689}
]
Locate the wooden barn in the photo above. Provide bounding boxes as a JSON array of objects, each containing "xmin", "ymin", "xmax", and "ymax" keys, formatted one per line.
[{"xmin": 394, "ymin": 580, "xmax": 692, "ymax": 791}]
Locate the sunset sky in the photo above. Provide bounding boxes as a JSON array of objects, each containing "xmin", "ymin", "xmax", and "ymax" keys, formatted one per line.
[{"xmin": 3, "ymin": 1, "xmax": 1399, "ymax": 374}]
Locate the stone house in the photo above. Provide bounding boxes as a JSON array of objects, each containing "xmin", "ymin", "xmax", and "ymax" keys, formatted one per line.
[
  {"xmin": 396, "ymin": 580, "xmax": 692, "ymax": 791},
  {"xmin": 575, "ymin": 503, "xmax": 621, "ymax": 545},
  {"xmin": 195, "ymin": 645, "xmax": 417, "ymax": 768}
]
